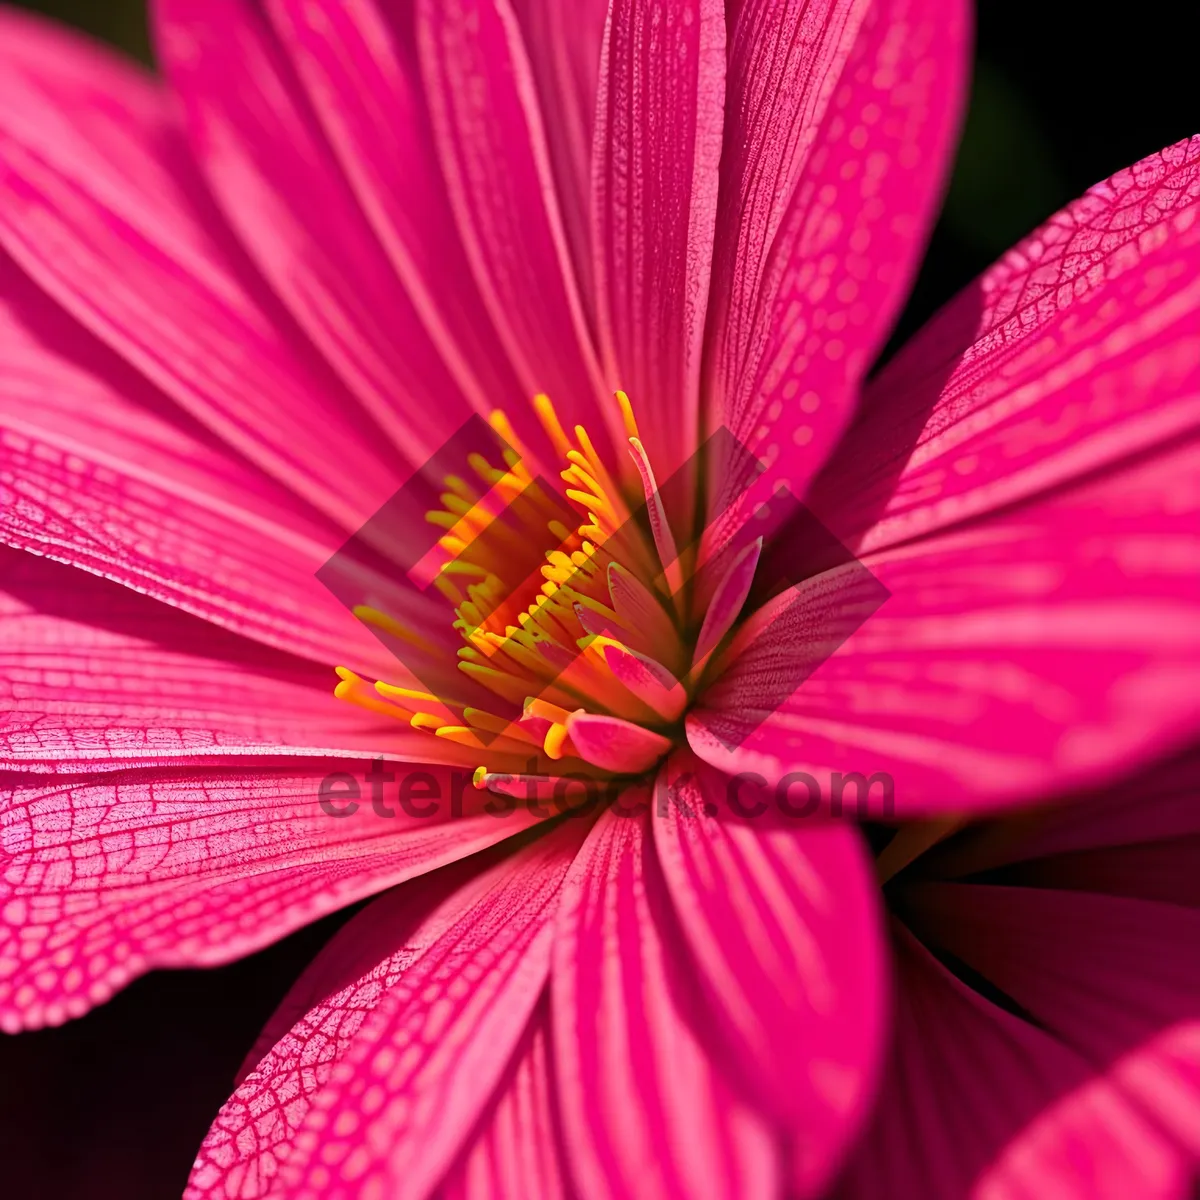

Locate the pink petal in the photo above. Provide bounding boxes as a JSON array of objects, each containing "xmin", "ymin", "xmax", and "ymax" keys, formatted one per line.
[
  {"xmin": 151, "ymin": 0, "xmax": 486, "ymax": 465},
  {"xmin": 260, "ymin": 0, "xmax": 528, "ymax": 440},
  {"xmin": 592, "ymin": 0, "xmax": 726, "ymax": 476},
  {"xmin": 693, "ymin": 536, "xmax": 763, "ymax": 662},
  {"xmin": 553, "ymin": 803, "xmax": 779, "ymax": 1199},
  {"xmin": 564, "ymin": 711, "xmax": 674, "ymax": 773},
  {"xmin": 810, "ymin": 136, "xmax": 1200, "ymax": 554},
  {"xmin": 189, "ymin": 821, "xmax": 588, "ymax": 1200},
  {"xmin": 194, "ymin": 859, "xmax": 475, "ymax": 1198},
  {"xmin": 691, "ymin": 437, "xmax": 1200, "ymax": 817},
  {"xmin": 0, "ymin": 7, "xmax": 394, "ymax": 529},
  {"xmin": 652, "ymin": 756, "xmax": 886, "ymax": 1196},
  {"xmin": 510, "ymin": 0, "xmax": 609, "ymax": 317},
  {"xmin": 0, "ymin": 547, "xmax": 409, "ymax": 773},
  {"xmin": 0, "ymin": 9, "xmax": 170, "ymax": 203},
  {"xmin": 902, "ymin": 881, "xmax": 1200, "ymax": 1185},
  {"xmin": 415, "ymin": 0, "xmax": 610, "ymax": 449},
  {"xmin": 0, "ymin": 262, "xmax": 394, "ymax": 676},
  {"xmin": 438, "ymin": 996, "xmax": 569, "ymax": 1200},
  {"xmin": 598, "ymin": 640, "xmax": 688, "ymax": 722},
  {"xmin": 928, "ymin": 747, "xmax": 1200, "ymax": 890},
  {"xmin": 0, "ymin": 763, "xmax": 546, "ymax": 1031},
  {"xmin": 706, "ymin": 0, "xmax": 969, "ymax": 531},
  {"xmin": 607, "ymin": 560, "xmax": 684, "ymax": 662},
  {"xmin": 708, "ymin": 0, "xmax": 872, "ymax": 373},
  {"xmin": 834, "ymin": 925, "xmax": 1184, "ymax": 1200}
]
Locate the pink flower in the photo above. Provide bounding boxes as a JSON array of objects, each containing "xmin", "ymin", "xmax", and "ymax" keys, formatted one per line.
[{"xmin": 0, "ymin": 0, "xmax": 1197, "ymax": 1197}]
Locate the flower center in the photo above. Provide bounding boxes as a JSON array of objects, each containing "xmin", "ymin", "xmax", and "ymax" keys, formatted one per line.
[{"xmin": 334, "ymin": 391, "xmax": 763, "ymax": 798}]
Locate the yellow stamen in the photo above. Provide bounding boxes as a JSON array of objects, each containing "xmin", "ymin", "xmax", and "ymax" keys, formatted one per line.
[
  {"xmin": 526, "ymin": 697, "xmax": 574, "ymax": 725},
  {"xmin": 487, "ymin": 409, "xmax": 523, "ymax": 455},
  {"xmin": 462, "ymin": 707, "xmax": 538, "ymax": 742},
  {"xmin": 442, "ymin": 560, "xmax": 491, "ymax": 578},
  {"xmin": 351, "ymin": 606, "xmax": 427, "ymax": 649},
  {"xmin": 543, "ymin": 721, "xmax": 570, "ymax": 760},
  {"xmin": 334, "ymin": 666, "xmax": 415, "ymax": 721},
  {"xmin": 434, "ymin": 725, "xmax": 486, "ymax": 749},
  {"xmin": 334, "ymin": 388, "xmax": 701, "ymax": 783},
  {"xmin": 615, "ymin": 389, "xmax": 640, "ymax": 440},
  {"xmin": 425, "ymin": 509, "xmax": 462, "ymax": 531},
  {"xmin": 533, "ymin": 392, "xmax": 573, "ymax": 459},
  {"xmin": 459, "ymin": 662, "xmax": 534, "ymax": 705},
  {"xmin": 434, "ymin": 574, "xmax": 463, "ymax": 605}
]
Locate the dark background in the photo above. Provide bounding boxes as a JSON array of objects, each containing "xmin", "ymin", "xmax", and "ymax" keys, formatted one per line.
[{"xmin": 2, "ymin": 1, "xmax": 1198, "ymax": 1197}]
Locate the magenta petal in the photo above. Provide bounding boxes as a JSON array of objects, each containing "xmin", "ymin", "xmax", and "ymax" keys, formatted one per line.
[
  {"xmin": 0, "ymin": 9, "xmax": 164, "ymax": 186},
  {"xmin": 565, "ymin": 711, "xmax": 674, "ymax": 773},
  {"xmin": 0, "ymin": 764, "xmax": 549, "ymax": 1031},
  {"xmin": 810, "ymin": 136, "xmax": 1200, "ymax": 554},
  {"xmin": 706, "ymin": 0, "xmax": 969, "ymax": 524},
  {"xmin": 416, "ymin": 0, "xmax": 609, "ymax": 445},
  {"xmin": 189, "ymin": 821, "xmax": 588, "ymax": 1200},
  {"xmin": 261, "ymin": 0, "xmax": 528, "ymax": 429},
  {"xmin": 0, "ymin": 8, "xmax": 395, "ymax": 529},
  {"xmin": 152, "ymin": 0, "xmax": 484, "ymax": 466},
  {"xmin": 607, "ymin": 561, "xmax": 684, "ymax": 661},
  {"xmin": 510, "ymin": 0, "xmax": 609, "ymax": 315},
  {"xmin": 903, "ymin": 881, "xmax": 1200, "ymax": 1187},
  {"xmin": 592, "ymin": 0, "xmax": 727, "ymax": 475},
  {"xmin": 693, "ymin": 536, "xmax": 762, "ymax": 662},
  {"xmin": 438, "ymin": 996, "xmax": 569, "ymax": 1200},
  {"xmin": 652, "ymin": 757, "xmax": 886, "ymax": 1196},
  {"xmin": 708, "ymin": 0, "xmax": 873, "ymax": 383},
  {"xmin": 835, "ymin": 926, "xmax": 1184, "ymax": 1200},
  {"xmin": 553, "ymin": 803, "xmax": 779, "ymax": 1199},
  {"xmin": 598, "ymin": 640, "xmax": 688, "ymax": 721},
  {"xmin": 0, "ymin": 548, "xmax": 408, "ymax": 773},
  {"xmin": 928, "ymin": 748, "xmax": 1200, "ymax": 896},
  {"xmin": 692, "ymin": 437, "xmax": 1200, "ymax": 817},
  {"xmin": 0, "ymin": 261, "xmax": 399, "ymax": 675}
]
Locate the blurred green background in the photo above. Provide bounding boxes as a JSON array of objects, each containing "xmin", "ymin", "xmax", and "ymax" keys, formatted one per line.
[
  {"xmin": 1, "ymin": 2, "xmax": 1197, "ymax": 1198},
  {"xmin": 10, "ymin": 0, "xmax": 151, "ymax": 60}
]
